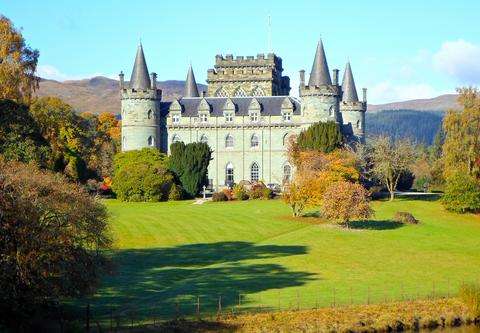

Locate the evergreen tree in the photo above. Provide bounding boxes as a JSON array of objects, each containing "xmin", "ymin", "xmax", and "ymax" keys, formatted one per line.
[{"xmin": 297, "ymin": 121, "xmax": 344, "ymax": 153}]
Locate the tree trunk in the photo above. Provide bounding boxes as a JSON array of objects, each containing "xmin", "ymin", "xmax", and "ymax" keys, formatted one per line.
[{"xmin": 389, "ymin": 190, "xmax": 395, "ymax": 201}]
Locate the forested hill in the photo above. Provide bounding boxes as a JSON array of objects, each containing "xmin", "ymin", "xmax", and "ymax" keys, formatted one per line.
[{"xmin": 366, "ymin": 110, "xmax": 444, "ymax": 145}]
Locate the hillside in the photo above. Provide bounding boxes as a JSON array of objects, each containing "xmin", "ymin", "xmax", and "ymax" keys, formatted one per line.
[
  {"xmin": 368, "ymin": 94, "xmax": 460, "ymax": 112},
  {"xmin": 36, "ymin": 76, "xmax": 207, "ymax": 114}
]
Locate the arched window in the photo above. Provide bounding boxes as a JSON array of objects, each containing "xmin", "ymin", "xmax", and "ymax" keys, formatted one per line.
[
  {"xmin": 329, "ymin": 106, "xmax": 334, "ymax": 116},
  {"xmin": 283, "ymin": 164, "xmax": 292, "ymax": 183},
  {"xmin": 233, "ymin": 87, "xmax": 247, "ymax": 97},
  {"xmin": 225, "ymin": 162, "xmax": 234, "ymax": 185},
  {"xmin": 225, "ymin": 134, "xmax": 234, "ymax": 148},
  {"xmin": 172, "ymin": 134, "xmax": 181, "ymax": 144},
  {"xmin": 251, "ymin": 86, "xmax": 265, "ymax": 96},
  {"xmin": 215, "ymin": 87, "xmax": 228, "ymax": 97},
  {"xmin": 356, "ymin": 120, "xmax": 361, "ymax": 129},
  {"xmin": 147, "ymin": 136, "xmax": 155, "ymax": 147},
  {"xmin": 200, "ymin": 134, "xmax": 208, "ymax": 144},
  {"xmin": 250, "ymin": 134, "xmax": 259, "ymax": 148},
  {"xmin": 147, "ymin": 109, "xmax": 153, "ymax": 119},
  {"xmin": 250, "ymin": 162, "xmax": 259, "ymax": 182}
]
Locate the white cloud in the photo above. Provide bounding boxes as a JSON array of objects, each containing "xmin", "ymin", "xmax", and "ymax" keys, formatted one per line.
[
  {"xmin": 37, "ymin": 64, "xmax": 116, "ymax": 81},
  {"xmin": 368, "ymin": 81, "xmax": 443, "ymax": 104},
  {"xmin": 433, "ymin": 39, "xmax": 480, "ymax": 84}
]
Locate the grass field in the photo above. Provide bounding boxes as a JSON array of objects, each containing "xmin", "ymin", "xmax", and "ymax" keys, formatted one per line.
[{"xmin": 85, "ymin": 196, "xmax": 480, "ymax": 322}]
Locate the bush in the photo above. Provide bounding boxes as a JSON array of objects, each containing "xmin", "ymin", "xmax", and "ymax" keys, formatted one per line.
[
  {"xmin": 261, "ymin": 187, "xmax": 274, "ymax": 199},
  {"xmin": 249, "ymin": 182, "xmax": 267, "ymax": 199},
  {"xmin": 168, "ymin": 183, "xmax": 182, "ymax": 201},
  {"xmin": 222, "ymin": 188, "xmax": 234, "ymax": 201},
  {"xmin": 212, "ymin": 191, "xmax": 229, "ymax": 202},
  {"xmin": 443, "ymin": 172, "xmax": 480, "ymax": 213},
  {"xmin": 112, "ymin": 148, "xmax": 174, "ymax": 202},
  {"xmin": 459, "ymin": 283, "xmax": 480, "ymax": 317},
  {"xmin": 393, "ymin": 212, "xmax": 419, "ymax": 224},
  {"xmin": 233, "ymin": 184, "xmax": 249, "ymax": 200}
]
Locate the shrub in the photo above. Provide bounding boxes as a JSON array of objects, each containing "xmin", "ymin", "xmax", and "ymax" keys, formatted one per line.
[
  {"xmin": 297, "ymin": 121, "xmax": 344, "ymax": 153},
  {"xmin": 443, "ymin": 172, "xmax": 480, "ymax": 213},
  {"xmin": 212, "ymin": 191, "xmax": 229, "ymax": 202},
  {"xmin": 459, "ymin": 283, "xmax": 480, "ymax": 317},
  {"xmin": 168, "ymin": 183, "xmax": 183, "ymax": 201},
  {"xmin": 112, "ymin": 148, "xmax": 174, "ymax": 202},
  {"xmin": 393, "ymin": 212, "xmax": 419, "ymax": 224},
  {"xmin": 261, "ymin": 187, "xmax": 274, "ymax": 200},
  {"xmin": 222, "ymin": 188, "xmax": 234, "ymax": 201},
  {"xmin": 249, "ymin": 182, "xmax": 267, "ymax": 199},
  {"xmin": 233, "ymin": 184, "xmax": 249, "ymax": 200}
]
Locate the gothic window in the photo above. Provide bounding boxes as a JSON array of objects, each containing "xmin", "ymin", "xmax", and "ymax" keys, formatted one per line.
[
  {"xmin": 357, "ymin": 120, "xmax": 361, "ymax": 129},
  {"xmin": 282, "ymin": 112, "xmax": 292, "ymax": 122},
  {"xmin": 233, "ymin": 87, "xmax": 247, "ymax": 97},
  {"xmin": 200, "ymin": 134, "xmax": 208, "ymax": 145},
  {"xmin": 225, "ymin": 162, "xmax": 234, "ymax": 185},
  {"xmin": 250, "ymin": 134, "xmax": 259, "ymax": 148},
  {"xmin": 172, "ymin": 114, "xmax": 180, "ymax": 124},
  {"xmin": 283, "ymin": 164, "xmax": 292, "ymax": 184},
  {"xmin": 329, "ymin": 106, "xmax": 334, "ymax": 116},
  {"xmin": 250, "ymin": 162, "xmax": 259, "ymax": 182},
  {"xmin": 147, "ymin": 136, "xmax": 155, "ymax": 147},
  {"xmin": 215, "ymin": 87, "xmax": 228, "ymax": 97},
  {"xmin": 200, "ymin": 113, "xmax": 208, "ymax": 123},
  {"xmin": 224, "ymin": 112, "xmax": 234, "ymax": 122},
  {"xmin": 225, "ymin": 134, "xmax": 234, "ymax": 148},
  {"xmin": 172, "ymin": 134, "xmax": 181, "ymax": 144},
  {"xmin": 249, "ymin": 112, "xmax": 259, "ymax": 122},
  {"xmin": 147, "ymin": 109, "xmax": 153, "ymax": 119},
  {"xmin": 251, "ymin": 86, "xmax": 265, "ymax": 96}
]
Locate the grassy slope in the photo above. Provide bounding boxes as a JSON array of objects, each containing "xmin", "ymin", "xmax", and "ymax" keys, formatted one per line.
[{"xmin": 90, "ymin": 198, "xmax": 480, "ymax": 320}]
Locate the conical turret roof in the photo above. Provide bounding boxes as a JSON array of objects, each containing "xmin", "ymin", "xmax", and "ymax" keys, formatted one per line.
[
  {"xmin": 308, "ymin": 40, "xmax": 332, "ymax": 86},
  {"xmin": 130, "ymin": 43, "xmax": 151, "ymax": 90},
  {"xmin": 184, "ymin": 65, "xmax": 199, "ymax": 97},
  {"xmin": 341, "ymin": 62, "xmax": 359, "ymax": 102}
]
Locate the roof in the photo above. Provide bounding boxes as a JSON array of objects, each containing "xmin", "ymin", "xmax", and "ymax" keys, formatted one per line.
[
  {"xmin": 162, "ymin": 96, "xmax": 301, "ymax": 117},
  {"xmin": 129, "ymin": 43, "xmax": 151, "ymax": 90},
  {"xmin": 341, "ymin": 62, "xmax": 359, "ymax": 102},
  {"xmin": 308, "ymin": 40, "xmax": 332, "ymax": 86},
  {"xmin": 184, "ymin": 65, "xmax": 200, "ymax": 97}
]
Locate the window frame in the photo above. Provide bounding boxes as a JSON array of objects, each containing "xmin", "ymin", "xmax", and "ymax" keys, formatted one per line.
[
  {"xmin": 250, "ymin": 162, "xmax": 259, "ymax": 182},
  {"xmin": 225, "ymin": 134, "xmax": 234, "ymax": 148}
]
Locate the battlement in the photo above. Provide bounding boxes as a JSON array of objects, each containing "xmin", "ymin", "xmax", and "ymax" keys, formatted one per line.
[
  {"xmin": 121, "ymin": 88, "xmax": 162, "ymax": 100},
  {"xmin": 214, "ymin": 53, "xmax": 282, "ymax": 70},
  {"xmin": 300, "ymin": 84, "xmax": 340, "ymax": 97},
  {"xmin": 340, "ymin": 101, "xmax": 367, "ymax": 112}
]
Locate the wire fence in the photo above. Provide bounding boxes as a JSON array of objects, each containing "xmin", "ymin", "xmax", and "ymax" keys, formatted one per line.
[{"xmin": 74, "ymin": 278, "xmax": 477, "ymax": 331}]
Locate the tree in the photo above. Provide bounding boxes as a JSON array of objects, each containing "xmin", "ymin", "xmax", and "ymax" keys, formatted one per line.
[
  {"xmin": 0, "ymin": 159, "xmax": 111, "ymax": 329},
  {"xmin": 112, "ymin": 148, "xmax": 174, "ymax": 202},
  {"xmin": 442, "ymin": 171, "xmax": 480, "ymax": 213},
  {"xmin": 168, "ymin": 142, "xmax": 212, "ymax": 198},
  {"xmin": 370, "ymin": 136, "xmax": 416, "ymax": 200},
  {"xmin": 322, "ymin": 181, "xmax": 373, "ymax": 227},
  {"xmin": 297, "ymin": 121, "xmax": 344, "ymax": 153},
  {"xmin": 0, "ymin": 15, "xmax": 39, "ymax": 103}
]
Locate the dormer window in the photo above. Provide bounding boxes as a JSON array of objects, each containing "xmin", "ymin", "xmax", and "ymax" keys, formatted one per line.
[
  {"xmin": 172, "ymin": 114, "xmax": 180, "ymax": 124},
  {"xmin": 250, "ymin": 112, "xmax": 259, "ymax": 123},
  {"xmin": 224, "ymin": 112, "xmax": 234, "ymax": 122},
  {"xmin": 282, "ymin": 112, "xmax": 292, "ymax": 122},
  {"xmin": 200, "ymin": 113, "xmax": 208, "ymax": 123}
]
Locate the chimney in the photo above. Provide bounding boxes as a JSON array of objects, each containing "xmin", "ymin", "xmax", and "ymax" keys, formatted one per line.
[
  {"xmin": 299, "ymin": 70, "xmax": 305, "ymax": 87},
  {"xmin": 332, "ymin": 69, "xmax": 339, "ymax": 85},
  {"xmin": 362, "ymin": 88, "xmax": 367, "ymax": 103},
  {"xmin": 150, "ymin": 73, "xmax": 157, "ymax": 90},
  {"xmin": 119, "ymin": 71, "xmax": 124, "ymax": 89}
]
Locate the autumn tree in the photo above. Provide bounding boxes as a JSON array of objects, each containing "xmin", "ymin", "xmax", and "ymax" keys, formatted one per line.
[
  {"xmin": 322, "ymin": 181, "xmax": 373, "ymax": 227},
  {"xmin": 0, "ymin": 15, "xmax": 39, "ymax": 103},
  {"xmin": 0, "ymin": 159, "xmax": 111, "ymax": 329},
  {"xmin": 370, "ymin": 136, "xmax": 416, "ymax": 200}
]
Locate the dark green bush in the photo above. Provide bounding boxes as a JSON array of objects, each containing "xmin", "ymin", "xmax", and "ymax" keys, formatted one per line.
[
  {"xmin": 212, "ymin": 191, "xmax": 229, "ymax": 202},
  {"xmin": 443, "ymin": 172, "xmax": 480, "ymax": 213},
  {"xmin": 459, "ymin": 283, "xmax": 480, "ymax": 317},
  {"xmin": 168, "ymin": 183, "xmax": 183, "ymax": 201},
  {"xmin": 297, "ymin": 121, "xmax": 344, "ymax": 153},
  {"xmin": 393, "ymin": 212, "xmax": 419, "ymax": 224}
]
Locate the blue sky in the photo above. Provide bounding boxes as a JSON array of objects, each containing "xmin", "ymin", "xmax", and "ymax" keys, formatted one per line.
[{"xmin": 3, "ymin": 0, "xmax": 480, "ymax": 104}]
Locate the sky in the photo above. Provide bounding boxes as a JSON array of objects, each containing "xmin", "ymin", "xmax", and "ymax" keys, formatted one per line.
[{"xmin": 2, "ymin": 0, "xmax": 480, "ymax": 104}]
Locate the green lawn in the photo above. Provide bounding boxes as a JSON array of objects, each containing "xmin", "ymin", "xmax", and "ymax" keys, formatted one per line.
[{"xmin": 86, "ymin": 197, "xmax": 480, "ymax": 321}]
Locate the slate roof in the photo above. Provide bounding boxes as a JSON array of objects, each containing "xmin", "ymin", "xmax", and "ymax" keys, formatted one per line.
[
  {"xmin": 184, "ymin": 65, "xmax": 200, "ymax": 97},
  {"xmin": 308, "ymin": 40, "xmax": 332, "ymax": 86},
  {"xmin": 129, "ymin": 43, "xmax": 151, "ymax": 90},
  {"xmin": 341, "ymin": 62, "xmax": 359, "ymax": 102},
  {"xmin": 160, "ymin": 96, "xmax": 301, "ymax": 117}
]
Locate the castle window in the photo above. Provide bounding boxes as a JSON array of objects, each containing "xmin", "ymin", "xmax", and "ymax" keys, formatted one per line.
[
  {"xmin": 282, "ymin": 112, "xmax": 292, "ymax": 122},
  {"xmin": 329, "ymin": 106, "xmax": 334, "ymax": 116},
  {"xmin": 251, "ymin": 86, "xmax": 265, "ymax": 96},
  {"xmin": 283, "ymin": 164, "xmax": 292, "ymax": 184},
  {"xmin": 200, "ymin": 134, "xmax": 208, "ymax": 145},
  {"xmin": 357, "ymin": 120, "xmax": 361, "ymax": 129},
  {"xmin": 147, "ymin": 109, "xmax": 153, "ymax": 119},
  {"xmin": 250, "ymin": 162, "xmax": 259, "ymax": 182},
  {"xmin": 147, "ymin": 136, "xmax": 155, "ymax": 147},
  {"xmin": 249, "ymin": 112, "xmax": 259, "ymax": 122},
  {"xmin": 172, "ymin": 114, "xmax": 180, "ymax": 124},
  {"xmin": 172, "ymin": 134, "xmax": 181, "ymax": 144},
  {"xmin": 225, "ymin": 162, "xmax": 234, "ymax": 186},
  {"xmin": 250, "ymin": 134, "xmax": 259, "ymax": 148},
  {"xmin": 200, "ymin": 113, "xmax": 208, "ymax": 123},
  {"xmin": 225, "ymin": 134, "xmax": 234, "ymax": 148},
  {"xmin": 224, "ymin": 112, "xmax": 234, "ymax": 122}
]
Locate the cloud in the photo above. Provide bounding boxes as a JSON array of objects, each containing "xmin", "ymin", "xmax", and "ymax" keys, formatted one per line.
[
  {"xmin": 433, "ymin": 39, "xmax": 480, "ymax": 84},
  {"xmin": 37, "ymin": 64, "xmax": 116, "ymax": 81},
  {"xmin": 368, "ymin": 81, "xmax": 443, "ymax": 104}
]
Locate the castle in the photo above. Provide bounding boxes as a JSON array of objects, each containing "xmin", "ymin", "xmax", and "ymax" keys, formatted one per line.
[{"xmin": 119, "ymin": 40, "xmax": 367, "ymax": 190}]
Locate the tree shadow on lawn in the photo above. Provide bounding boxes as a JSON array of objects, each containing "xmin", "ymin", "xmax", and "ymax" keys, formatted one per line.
[
  {"xmin": 348, "ymin": 219, "xmax": 404, "ymax": 230},
  {"xmin": 85, "ymin": 242, "xmax": 314, "ymax": 321}
]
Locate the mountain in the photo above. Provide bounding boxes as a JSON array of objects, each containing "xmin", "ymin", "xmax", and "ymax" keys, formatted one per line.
[
  {"xmin": 36, "ymin": 76, "xmax": 208, "ymax": 115},
  {"xmin": 368, "ymin": 94, "xmax": 460, "ymax": 112}
]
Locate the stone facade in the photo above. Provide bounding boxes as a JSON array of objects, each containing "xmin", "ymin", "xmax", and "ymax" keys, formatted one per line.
[{"xmin": 120, "ymin": 41, "xmax": 367, "ymax": 191}]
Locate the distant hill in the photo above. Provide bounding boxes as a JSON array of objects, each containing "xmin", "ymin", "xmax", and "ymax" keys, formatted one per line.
[
  {"xmin": 36, "ymin": 76, "xmax": 207, "ymax": 115},
  {"xmin": 366, "ymin": 110, "xmax": 444, "ymax": 145},
  {"xmin": 368, "ymin": 94, "xmax": 460, "ymax": 112}
]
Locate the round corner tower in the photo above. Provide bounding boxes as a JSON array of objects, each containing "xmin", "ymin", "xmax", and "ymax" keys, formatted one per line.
[{"xmin": 120, "ymin": 44, "xmax": 163, "ymax": 152}]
